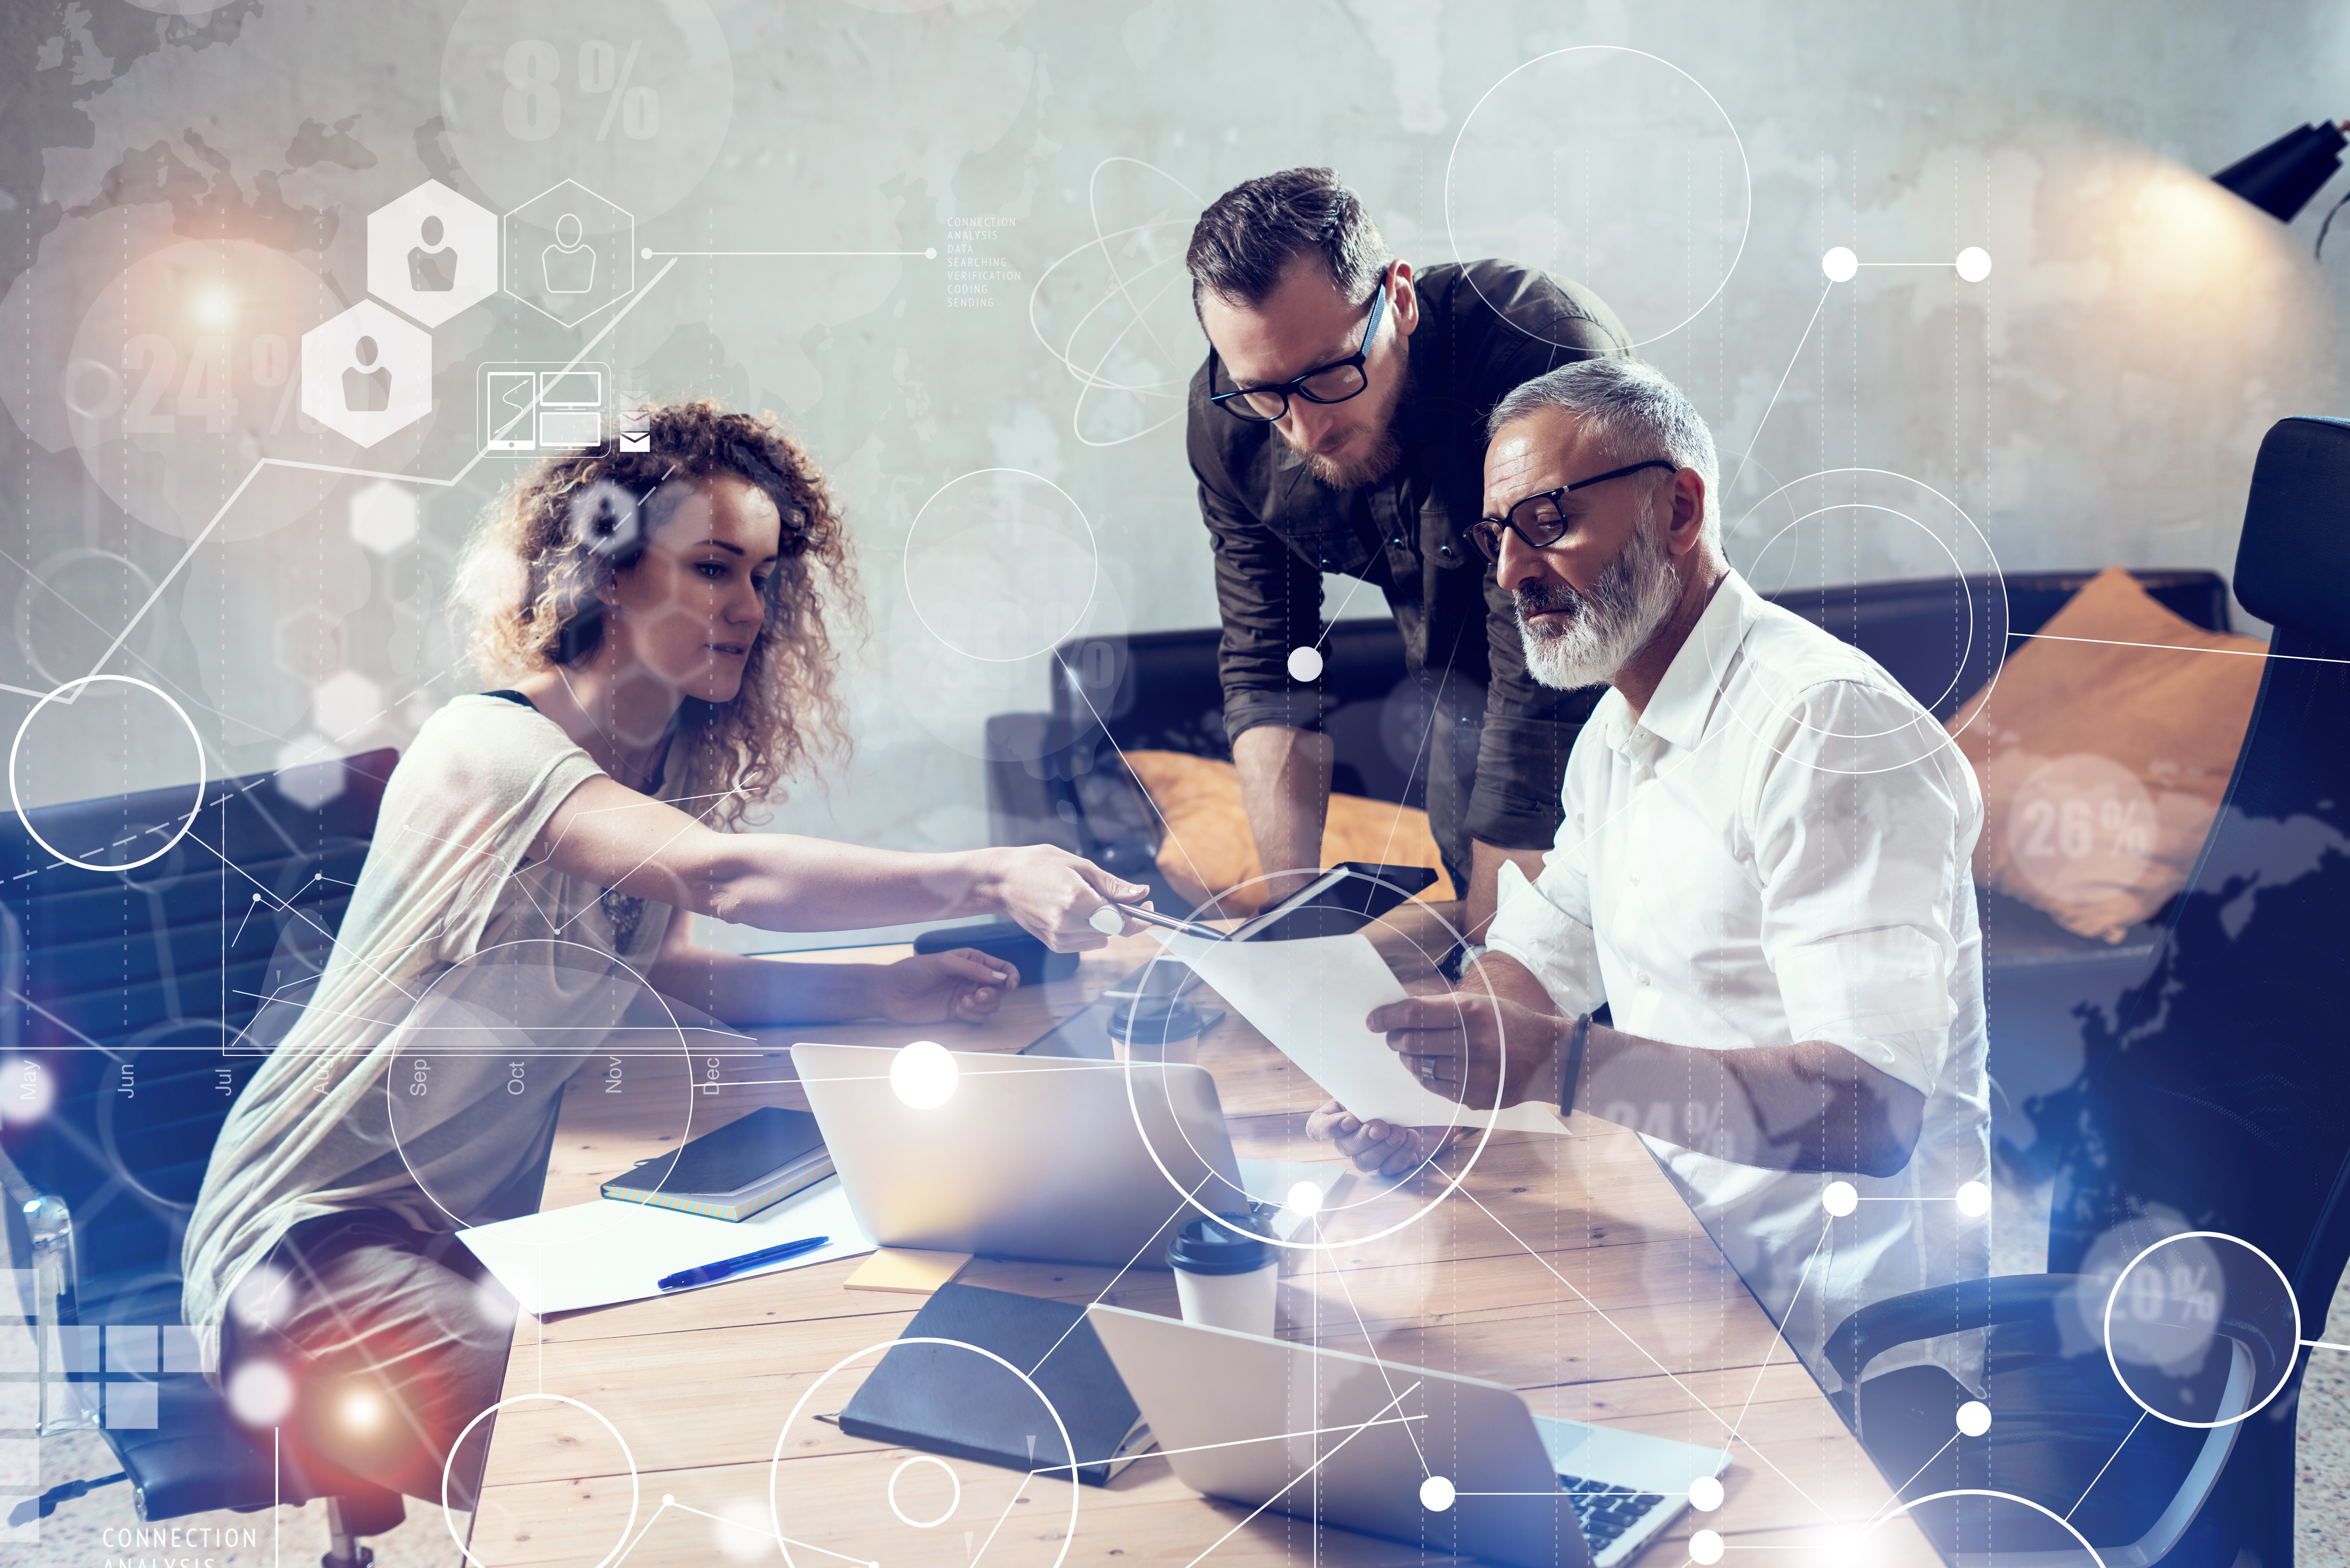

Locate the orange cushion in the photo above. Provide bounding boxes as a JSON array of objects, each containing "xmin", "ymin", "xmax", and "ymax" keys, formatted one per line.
[
  {"xmin": 1946, "ymin": 567, "xmax": 2264, "ymax": 943},
  {"xmin": 1120, "ymin": 750, "xmax": 1457, "ymax": 917}
]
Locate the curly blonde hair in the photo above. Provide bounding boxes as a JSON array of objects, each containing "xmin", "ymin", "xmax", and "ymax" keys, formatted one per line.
[{"xmin": 455, "ymin": 401, "xmax": 862, "ymax": 828}]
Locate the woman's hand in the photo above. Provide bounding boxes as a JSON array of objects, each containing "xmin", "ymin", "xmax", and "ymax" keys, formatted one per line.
[
  {"xmin": 872, "ymin": 950, "xmax": 1020, "ymax": 1024},
  {"xmin": 1304, "ymin": 1100, "xmax": 1463, "ymax": 1177},
  {"xmin": 982, "ymin": 845, "xmax": 1151, "ymax": 952}
]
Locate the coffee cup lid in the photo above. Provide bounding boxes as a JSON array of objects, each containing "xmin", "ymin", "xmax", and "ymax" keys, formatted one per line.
[{"xmin": 1168, "ymin": 1212, "xmax": 1274, "ymax": 1275}]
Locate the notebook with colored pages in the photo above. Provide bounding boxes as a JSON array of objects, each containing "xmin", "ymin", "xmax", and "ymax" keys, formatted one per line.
[{"xmin": 599, "ymin": 1105, "xmax": 834, "ymax": 1222}]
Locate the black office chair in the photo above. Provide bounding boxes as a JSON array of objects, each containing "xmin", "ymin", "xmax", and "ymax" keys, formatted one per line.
[
  {"xmin": 1828, "ymin": 416, "xmax": 2350, "ymax": 1564},
  {"xmin": 0, "ymin": 750, "xmax": 408, "ymax": 1562}
]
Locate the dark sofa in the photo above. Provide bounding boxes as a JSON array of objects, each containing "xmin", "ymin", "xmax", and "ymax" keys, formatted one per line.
[{"xmin": 983, "ymin": 568, "xmax": 2236, "ymax": 1171}]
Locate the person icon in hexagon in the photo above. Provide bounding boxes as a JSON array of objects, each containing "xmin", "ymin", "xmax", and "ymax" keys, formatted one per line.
[
  {"xmin": 541, "ymin": 213, "xmax": 596, "ymax": 294},
  {"xmin": 408, "ymin": 214, "xmax": 458, "ymax": 292},
  {"xmin": 342, "ymin": 335, "xmax": 392, "ymax": 413}
]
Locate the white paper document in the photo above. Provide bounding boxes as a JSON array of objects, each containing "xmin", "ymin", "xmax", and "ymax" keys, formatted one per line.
[
  {"xmin": 457, "ymin": 1176, "xmax": 876, "ymax": 1315},
  {"xmin": 1158, "ymin": 932, "xmax": 1564, "ymax": 1134}
]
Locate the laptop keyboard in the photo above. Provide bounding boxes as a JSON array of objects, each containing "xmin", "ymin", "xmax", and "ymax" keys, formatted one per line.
[{"xmin": 1559, "ymin": 1477, "xmax": 1665, "ymax": 1550}]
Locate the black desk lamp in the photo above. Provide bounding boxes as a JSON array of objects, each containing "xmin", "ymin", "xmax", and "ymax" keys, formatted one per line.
[{"xmin": 2213, "ymin": 119, "xmax": 2350, "ymax": 253}]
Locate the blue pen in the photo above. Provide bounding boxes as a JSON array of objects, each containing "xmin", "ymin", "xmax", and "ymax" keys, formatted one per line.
[{"xmin": 656, "ymin": 1234, "xmax": 830, "ymax": 1291}]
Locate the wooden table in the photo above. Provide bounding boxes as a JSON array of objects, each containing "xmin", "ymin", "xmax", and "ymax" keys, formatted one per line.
[{"xmin": 469, "ymin": 919, "xmax": 1938, "ymax": 1567}]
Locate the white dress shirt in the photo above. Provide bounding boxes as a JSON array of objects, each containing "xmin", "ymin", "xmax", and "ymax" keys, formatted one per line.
[{"xmin": 1486, "ymin": 569, "xmax": 1991, "ymax": 1392}]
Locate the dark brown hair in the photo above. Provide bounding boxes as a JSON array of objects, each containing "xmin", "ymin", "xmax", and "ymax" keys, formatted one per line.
[
  {"xmin": 455, "ymin": 400, "xmax": 863, "ymax": 828},
  {"xmin": 1186, "ymin": 167, "xmax": 1391, "ymax": 317}
]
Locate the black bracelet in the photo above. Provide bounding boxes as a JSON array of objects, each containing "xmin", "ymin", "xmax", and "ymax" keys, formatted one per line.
[{"xmin": 1558, "ymin": 1013, "xmax": 1591, "ymax": 1119}]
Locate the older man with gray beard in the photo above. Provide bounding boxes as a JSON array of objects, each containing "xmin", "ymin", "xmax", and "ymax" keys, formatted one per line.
[{"xmin": 1307, "ymin": 357, "xmax": 1992, "ymax": 1402}]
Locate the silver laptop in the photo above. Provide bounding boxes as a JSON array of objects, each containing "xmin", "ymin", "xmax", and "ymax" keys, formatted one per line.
[
  {"xmin": 791, "ymin": 1043, "xmax": 1247, "ymax": 1268},
  {"xmin": 1088, "ymin": 1304, "xmax": 1726, "ymax": 1568}
]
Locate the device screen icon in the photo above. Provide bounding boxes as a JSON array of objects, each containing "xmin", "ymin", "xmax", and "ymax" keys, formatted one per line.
[
  {"xmin": 487, "ymin": 371, "xmax": 538, "ymax": 450},
  {"xmin": 535, "ymin": 370, "xmax": 604, "ymax": 448}
]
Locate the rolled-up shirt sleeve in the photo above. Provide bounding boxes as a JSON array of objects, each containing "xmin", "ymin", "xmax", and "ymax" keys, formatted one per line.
[{"xmin": 1751, "ymin": 681, "xmax": 1977, "ymax": 1096}]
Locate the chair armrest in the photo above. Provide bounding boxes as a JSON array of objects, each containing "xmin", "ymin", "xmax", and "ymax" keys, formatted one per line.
[{"xmin": 1826, "ymin": 1274, "xmax": 2093, "ymax": 1389}]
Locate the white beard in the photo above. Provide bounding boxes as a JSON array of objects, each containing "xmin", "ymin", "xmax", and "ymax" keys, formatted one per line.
[{"xmin": 1515, "ymin": 508, "xmax": 1683, "ymax": 690}]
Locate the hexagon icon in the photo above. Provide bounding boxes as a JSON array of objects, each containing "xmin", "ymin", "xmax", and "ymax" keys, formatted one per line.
[
  {"xmin": 312, "ymin": 671, "xmax": 383, "ymax": 741},
  {"xmin": 301, "ymin": 300, "xmax": 432, "ymax": 449},
  {"xmin": 503, "ymin": 179, "xmax": 634, "ymax": 328},
  {"xmin": 348, "ymin": 479, "xmax": 419, "ymax": 555},
  {"xmin": 367, "ymin": 180, "xmax": 497, "ymax": 329},
  {"xmin": 274, "ymin": 734, "xmax": 345, "ymax": 811}
]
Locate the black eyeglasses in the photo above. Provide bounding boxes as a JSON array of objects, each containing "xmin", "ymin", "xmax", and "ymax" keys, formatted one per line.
[
  {"xmin": 1469, "ymin": 460, "xmax": 1678, "ymax": 563},
  {"xmin": 1208, "ymin": 268, "xmax": 1391, "ymax": 423}
]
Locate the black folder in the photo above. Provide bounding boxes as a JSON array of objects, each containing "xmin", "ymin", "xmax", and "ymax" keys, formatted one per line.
[{"xmin": 838, "ymin": 1284, "xmax": 1151, "ymax": 1486}]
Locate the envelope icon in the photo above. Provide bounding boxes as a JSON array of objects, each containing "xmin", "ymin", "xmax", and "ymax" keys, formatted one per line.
[{"xmin": 619, "ymin": 431, "xmax": 652, "ymax": 453}]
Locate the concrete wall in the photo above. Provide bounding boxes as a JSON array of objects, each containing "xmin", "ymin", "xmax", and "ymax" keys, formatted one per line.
[{"xmin": 0, "ymin": 0, "xmax": 2344, "ymax": 943}]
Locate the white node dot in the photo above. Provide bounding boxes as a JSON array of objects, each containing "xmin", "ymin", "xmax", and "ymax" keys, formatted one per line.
[
  {"xmin": 889, "ymin": 1040, "xmax": 959, "ymax": 1110},
  {"xmin": 1957, "ymin": 1399, "xmax": 1992, "ymax": 1436},
  {"xmin": 1822, "ymin": 245, "xmax": 1859, "ymax": 282},
  {"xmin": 1956, "ymin": 1180, "xmax": 1992, "ymax": 1217},
  {"xmin": 1690, "ymin": 1527, "xmax": 1725, "ymax": 1564},
  {"xmin": 1956, "ymin": 246, "xmax": 1993, "ymax": 282},
  {"xmin": 1689, "ymin": 1474, "xmax": 1724, "ymax": 1512},
  {"xmin": 925, "ymin": 247, "xmax": 939, "ymax": 260},
  {"xmin": 1823, "ymin": 1180, "xmax": 1859, "ymax": 1217},
  {"xmin": 662, "ymin": 1494, "xmax": 675, "ymax": 1506},
  {"xmin": 640, "ymin": 247, "xmax": 653, "ymax": 260},
  {"xmin": 1287, "ymin": 645, "xmax": 1324, "ymax": 682},
  {"xmin": 1286, "ymin": 1180, "xmax": 1323, "ymax": 1217},
  {"xmin": 1419, "ymin": 1474, "xmax": 1455, "ymax": 1511},
  {"xmin": 226, "ymin": 1359, "xmax": 295, "ymax": 1426}
]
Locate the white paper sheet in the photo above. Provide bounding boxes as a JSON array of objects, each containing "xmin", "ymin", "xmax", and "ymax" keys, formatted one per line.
[
  {"xmin": 457, "ymin": 1176, "xmax": 876, "ymax": 1315},
  {"xmin": 1159, "ymin": 932, "xmax": 1564, "ymax": 1134}
]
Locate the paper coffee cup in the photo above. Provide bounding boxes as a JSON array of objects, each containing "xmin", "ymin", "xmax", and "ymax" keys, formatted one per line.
[{"xmin": 1169, "ymin": 1214, "xmax": 1278, "ymax": 1337}]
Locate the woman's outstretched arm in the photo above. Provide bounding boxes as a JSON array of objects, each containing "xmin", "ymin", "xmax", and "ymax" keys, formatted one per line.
[{"xmin": 531, "ymin": 775, "xmax": 1148, "ymax": 951}]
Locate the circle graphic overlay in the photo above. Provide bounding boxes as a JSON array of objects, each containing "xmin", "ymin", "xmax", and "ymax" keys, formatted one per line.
[
  {"xmin": 1120, "ymin": 868, "xmax": 1505, "ymax": 1250},
  {"xmin": 1957, "ymin": 246, "xmax": 1995, "ymax": 282},
  {"xmin": 1720, "ymin": 468, "xmax": 2008, "ymax": 775},
  {"xmin": 1027, "ymin": 158, "xmax": 1203, "ymax": 449},
  {"xmin": 61, "ymin": 240, "xmax": 416, "ymax": 541},
  {"xmin": 2103, "ymin": 1231, "xmax": 2300, "ymax": 1429},
  {"xmin": 446, "ymin": 1394, "xmax": 638, "ymax": 1568},
  {"xmin": 772, "ymin": 1339, "xmax": 1078, "ymax": 1568},
  {"xmin": 10, "ymin": 676, "xmax": 206, "ymax": 872},
  {"xmin": 1447, "ymin": 47, "xmax": 1751, "ymax": 349},
  {"xmin": 902, "ymin": 469, "xmax": 1099, "ymax": 663},
  {"xmin": 1860, "ymin": 1489, "xmax": 2108, "ymax": 1565},
  {"xmin": 384, "ymin": 939, "xmax": 698, "ymax": 1243},
  {"xmin": 886, "ymin": 1455, "xmax": 961, "ymax": 1529},
  {"xmin": 1822, "ymin": 245, "xmax": 1860, "ymax": 282},
  {"xmin": 1688, "ymin": 1474, "xmax": 1724, "ymax": 1511},
  {"xmin": 441, "ymin": 0, "xmax": 735, "ymax": 227}
]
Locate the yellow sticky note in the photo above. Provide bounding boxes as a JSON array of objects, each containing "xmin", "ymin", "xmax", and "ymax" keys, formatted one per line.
[{"xmin": 844, "ymin": 1247, "xmax": 972, "ymax": 1295}]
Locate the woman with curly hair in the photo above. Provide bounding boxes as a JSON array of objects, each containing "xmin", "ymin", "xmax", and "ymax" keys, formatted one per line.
[{"xmin": 182, "ymin": 401, "xmax": 1148, "ymax": 1510}]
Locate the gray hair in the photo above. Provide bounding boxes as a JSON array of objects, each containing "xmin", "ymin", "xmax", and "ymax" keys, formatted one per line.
[{"xmin": 1487, "ymin": 359, "xmax": 1720, "ymax": 534}]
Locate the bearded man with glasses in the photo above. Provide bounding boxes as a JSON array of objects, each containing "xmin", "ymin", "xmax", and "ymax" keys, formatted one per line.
[
  {"xmin": 1186, "ymin": 167, "xmax": 1632, "ymax": 940},
  {"xmin": 1312, "ymin": 356, "xmax": 1993, "ymax": 1411}
]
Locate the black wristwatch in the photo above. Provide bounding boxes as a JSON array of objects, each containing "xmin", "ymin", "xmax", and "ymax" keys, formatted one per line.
[{"xmin": 1558, "ymin": 1013, "xmax": 1592, "ymax": 1119}]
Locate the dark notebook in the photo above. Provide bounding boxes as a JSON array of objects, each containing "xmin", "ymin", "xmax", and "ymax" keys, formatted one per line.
[
  {"xmin": 599, "ymin": 1106, "xmax": 832, "ymax": 1222},
  {"xmin": 838, "ymin": 1284, "xmax": 1151, "ymax": 1486}
]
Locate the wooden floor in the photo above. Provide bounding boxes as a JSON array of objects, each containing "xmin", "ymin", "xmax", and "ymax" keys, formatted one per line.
[{"xmin": 470, "ymin": 924, "xmax": 1938, "ymax": 1567}]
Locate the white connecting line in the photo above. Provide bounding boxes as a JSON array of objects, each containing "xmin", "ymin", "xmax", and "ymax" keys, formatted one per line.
[{"xmin": 19, "ymin": 259, "xmax": 681, "ymax": 712}]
